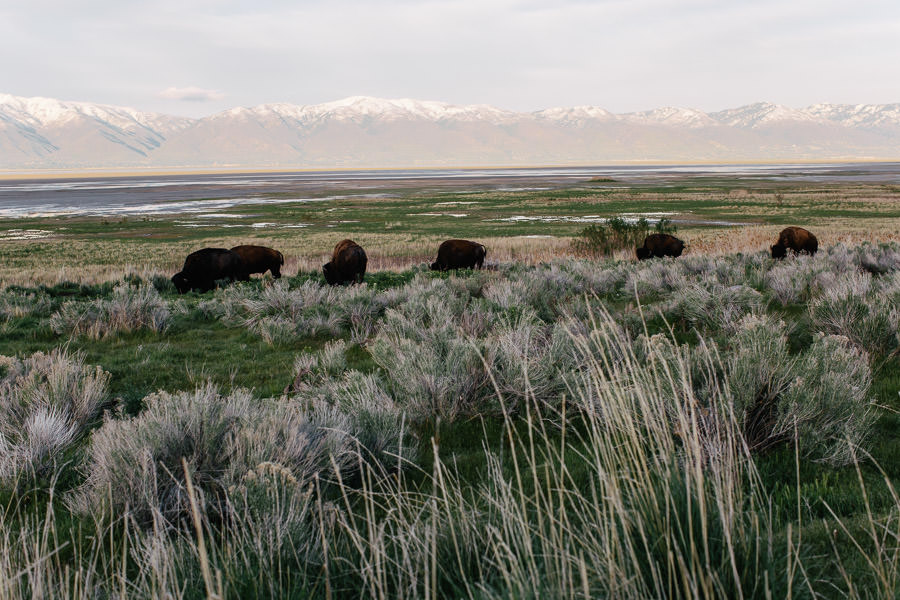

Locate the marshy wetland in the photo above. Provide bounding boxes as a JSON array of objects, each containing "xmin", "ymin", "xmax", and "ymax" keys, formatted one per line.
[{"xmin": 1, "ymin": 164, "xmax": 900, "ymax": 598}]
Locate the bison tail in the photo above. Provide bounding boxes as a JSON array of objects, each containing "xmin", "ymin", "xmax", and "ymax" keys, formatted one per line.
[{"xmin": 277, "ymin": 251, "xmax": 284, "ymax": 265}]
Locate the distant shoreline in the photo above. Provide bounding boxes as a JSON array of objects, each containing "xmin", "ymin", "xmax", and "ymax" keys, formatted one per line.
[
  {"xmin": 2, "ymin": 159, "xmax": 900, "ymax": 181},
  {"xmin": 2, "ymin": 162, "xmax": 900, "ymax": 220}
]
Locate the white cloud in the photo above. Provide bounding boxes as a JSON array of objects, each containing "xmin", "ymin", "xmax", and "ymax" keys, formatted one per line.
[{"xmin": 157, "ymin": 87, "xmax": 225, "ymax": 102}]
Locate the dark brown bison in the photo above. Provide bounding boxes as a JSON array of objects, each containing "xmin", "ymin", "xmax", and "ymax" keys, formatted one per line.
[
  {"xmin": 323, "ymin": 239, "xmax": 367, "ymax": 285},
  {"xmin": 771, "ymin": 227, "xmax": 818, "ymax": 259},
  {"xmin": 171, "ymin": 248, "xmax": 248, "ymax": 294},
  {"xmin": 430, "ymin": 239, "xmax": 486, "ymax": 271},
  {"xmin": 230, "ymin": 245, "xmax": 284, "ymax": 278},
  {"xmin": 636, "ymin": 234, "xmax": 685, "ymax": 260}
]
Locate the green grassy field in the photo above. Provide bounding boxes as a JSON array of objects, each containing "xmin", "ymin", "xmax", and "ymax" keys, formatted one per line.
[
  {"xmin": 1, "ymin": 178, "xmax": 899, "ymax": 598},
  {"xmin": 3, "ymin": 178, "xmax": 900, "ymax": 284}
]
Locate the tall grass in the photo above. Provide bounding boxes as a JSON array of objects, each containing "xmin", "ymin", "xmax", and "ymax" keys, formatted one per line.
[
  {"xmin": 320, "ymin": 308, "xmax": 789, "ymax": 598},
  {"xmin": 0, "ymin": 310, "xmax": 893, "ymax": 598}
]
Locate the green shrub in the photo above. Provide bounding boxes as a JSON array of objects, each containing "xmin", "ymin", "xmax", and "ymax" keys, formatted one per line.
[{"xmin": 571, "ymin": 217, "xmax": 677, "ymax": 257}]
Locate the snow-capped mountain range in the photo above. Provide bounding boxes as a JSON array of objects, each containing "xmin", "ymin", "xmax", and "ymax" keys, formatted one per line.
[{"xmin": 2, "ymin": 93, "xmax": 899, "ymax": 169}]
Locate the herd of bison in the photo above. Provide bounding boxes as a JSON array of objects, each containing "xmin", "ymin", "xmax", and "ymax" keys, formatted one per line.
[{"xmin": 170, "ymin": 227, "xmax": 817, "ymax": 293}]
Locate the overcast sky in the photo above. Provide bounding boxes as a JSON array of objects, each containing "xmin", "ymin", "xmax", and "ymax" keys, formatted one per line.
[{"xmin": 2, "ymin": 0, "xmax": 899, "ymax": 117}]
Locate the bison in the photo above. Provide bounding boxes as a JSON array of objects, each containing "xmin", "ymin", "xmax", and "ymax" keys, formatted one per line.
[
  {"xmin": 230, "ymin": 245, "xmax": 284, "ymax": 278},
  {"xmin": 171, "ymin": 248, "xmax": 248, "ymax": 294},
  {"xmin": 636, "ymin": 234, "xmax": 685, "ymax": 260},
  {"xmin": 430, "ymin": 239, "xmax": 486, "ymax": 271},
  {"xmin": 323, "ymin": 239, "xmax": 367, "ymax": 285},
  {"xmin": 771, "ymin": 227, "xmax": 818, "ymax": 259}
]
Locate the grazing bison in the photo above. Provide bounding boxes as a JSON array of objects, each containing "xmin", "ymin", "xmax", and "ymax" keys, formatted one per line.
[
  {"xmin": 323, "ymin": 239, "xmax": 367, "ymax": 285},
  {"xmin": 636, "ymin": 234, "xmax": 685, "ymax": 260},
  {"xmin": 230, "ymin": 245, "xmax": 284, "ymax": 278},
  {"xmin": 171, "ymin": 248, "xmax": 248, "ymax": 294},
  {"xmin": 430, "ymin": 239, "xmax": 487, "ymax": 271},
  {"xmin": 771, "ymin": 227, "xmax": 818, "ymax": 259}
]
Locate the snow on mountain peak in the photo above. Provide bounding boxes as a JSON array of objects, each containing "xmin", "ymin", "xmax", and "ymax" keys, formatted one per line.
[
  {"xmin": 804, "ymin": 103, "xmax": 900, "ymax": 128},
  {"xmin": 0, "ymin": 93, "xmax": 194, "ymax": 133},
  {"xmin": 233, "ymin": 96, "xmax": 517, "ymax": 125},
  {"xmin": 624, "ymin": 106, "xmax": 718, "ymax": 128},
  {"xmin": 710, "ymin": 102, "xmax": 824, "ymax": 128},
  {"xmin": 536, "ymin": 106, "xmax": 615, "ymax": 123}
]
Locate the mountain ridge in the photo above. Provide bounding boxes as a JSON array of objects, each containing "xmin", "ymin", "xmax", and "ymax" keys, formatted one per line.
[{"xmin": 2, "ymin": 93, "xmax": 899, "ymax": 168}]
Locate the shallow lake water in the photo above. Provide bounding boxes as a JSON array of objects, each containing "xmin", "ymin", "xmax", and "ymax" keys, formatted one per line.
[{"xmin": 1, "ymin": 163, "xmax": 898, "ymax": 219}]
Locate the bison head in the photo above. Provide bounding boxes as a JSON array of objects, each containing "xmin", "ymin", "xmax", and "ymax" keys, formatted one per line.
[
  {"xmin": 429, "ymin": 261, "xmax": 443, "ymax": 271},
  {"xmin": 635, "ymin": 247, "xmax": 651, "ymax": 261},
  {"xmin": 171, "ymin": 272, "xmax": 191, "ymax": 294},
  {"xmin": 770, "ymin": 244, "xmax": 787, "ymax": 259},
  {"xmin": 322, "ymin": 261, "xmax": 337, "ymax": 285}
]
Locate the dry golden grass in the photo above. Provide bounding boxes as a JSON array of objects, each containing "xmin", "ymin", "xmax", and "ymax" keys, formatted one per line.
[
  {"xmin": 0, "ymin": 233, "xmax": 575, "ymax": 286},
  {"xmin": 683, "ymin": 222, "xmax": 900, "ymax": 256},
  {"xmin": 3, "ymin": 221, "xmax": 900, "ymax": 287}
]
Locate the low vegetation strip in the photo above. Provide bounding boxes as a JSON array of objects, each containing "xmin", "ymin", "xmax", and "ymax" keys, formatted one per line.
[{"xmin": 0, "ymin": 242, "xmax": 898, "ymax": 597}]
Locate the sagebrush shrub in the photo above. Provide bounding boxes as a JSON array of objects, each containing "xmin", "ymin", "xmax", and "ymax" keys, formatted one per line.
[
  {"xmin": 296, "ymin": 370, "xmax": 413, "ymax": 468},
  {"xmin": 765, "ymin": 258, "xmax": 821, "ymax": 306},
  {"xmin": 779, "ymin": 334, "xmax": 875, "ymax": 466},
  {"xmin": 203, "ymin": 279, "xmax": 406, "ymax": 344},
  {"xmin": 487, "ymin": 317, "xmax": 574, "ymax": 409},
  {"xmin": 600, "ymin": 311, "xmax": 877, "ymax": 466},
  {"xmin": 76, "ymin": 385, "xmax": 357, "ymax": 526},
  {"xmin": 0, "ymin": 349, "xmax": 109, "ymax": 489},
  {"xmin": 0, "ymin": 289, "xmax": 54, "ymax": 321},
  {"xmin": 624, "ymin": 259, "xmax": 687, "ymax": 297},
  {"xmin": 856, "ymin": 242, "xmax": 900, "ymax": 274},
  {"xmin": 665, "ymin": 282, "xmax": 766, "ymax": 334},
  {"xmin": 371, "ymin": 316, "xmax": 489, "ymax": 421},
  {"xmin": 720, "ymin": 316, "xmax": 875, "ymax": 464},
  {"xmin": 49, "ymin": 284, "xmax": 171, "ymax": 339},
  {"xmin": 725, "ymin": 315, "xmax": 795, "ymax": 418},
  {"xmin": 809, "ymin": 271, "xmax": 899, "ymax": 356},
  {"xmin": 289, "ymin": 339, "xmax": 349, "ymax": 390}
]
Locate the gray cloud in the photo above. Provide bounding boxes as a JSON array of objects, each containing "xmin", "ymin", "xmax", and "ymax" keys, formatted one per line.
[{"xmin": 2, "ymin": 0, "xmax": 898, "ymax": 117}]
